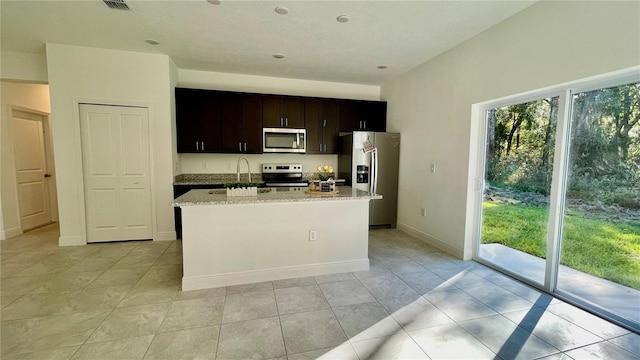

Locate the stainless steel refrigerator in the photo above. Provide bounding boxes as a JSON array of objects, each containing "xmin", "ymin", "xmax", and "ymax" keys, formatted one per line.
[{"xmin": 339, "ymin": 132, "xmax": 400, "ymax": 227}]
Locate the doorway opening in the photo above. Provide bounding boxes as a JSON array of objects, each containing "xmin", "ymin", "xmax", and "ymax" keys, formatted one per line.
[{"xmin": 11, "ymin": 108, "xmax": 58, "ymax": 232}]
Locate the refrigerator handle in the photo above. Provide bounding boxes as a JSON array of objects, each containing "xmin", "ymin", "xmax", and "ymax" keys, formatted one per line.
[
  {"xmin": 374, "ymin": 150, "xmax": 379, "ymax": 194},
  {"xmin": 369, "ymin": 152, "xmax": 376, "ymax": 194},
  {"xmin": 370, "ymin": 150, "xmax": 379, "ymax": 194}
]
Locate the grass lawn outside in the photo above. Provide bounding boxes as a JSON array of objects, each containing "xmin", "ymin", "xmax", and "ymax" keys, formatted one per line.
[{"xmin": 482, "ymin": 201, "xmax": 640, "ymax": 290}]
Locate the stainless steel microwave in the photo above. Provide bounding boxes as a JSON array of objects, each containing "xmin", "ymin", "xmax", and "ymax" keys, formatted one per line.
[{"xmin": 263, "ymin": 128, "xmax": 306, "ymax": 153}]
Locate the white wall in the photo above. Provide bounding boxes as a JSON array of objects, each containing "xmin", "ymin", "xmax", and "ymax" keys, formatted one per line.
[
  {"xmin": 381, "ymin": 1, "xmax": 640, "ymax": 259},
  {"xmin": 0, "ymin": 52, "xmax": 48, "ymax": 83},
  {"xmin": 0, "ymin": 81, "xmax": 52, "ymax": 239},
  {"xmin": 178, "ymin": 69, "xmax": 380, "ymax": 100},
  {"xmin": 177, "ymin": 69, "xmax": 380, "ymax": 175},
  {"xmin": 46, "ymin": 44, "xmax": 176, "ymax": 245}
]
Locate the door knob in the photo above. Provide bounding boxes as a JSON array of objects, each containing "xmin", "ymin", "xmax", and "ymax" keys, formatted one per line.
[{"xmin": 44, "ymin": 173, "xmax": 51, "ymax": 178}]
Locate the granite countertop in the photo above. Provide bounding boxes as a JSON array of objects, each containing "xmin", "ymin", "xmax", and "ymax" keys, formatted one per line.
[
  {"xmin": 174, "ymin": 173, "xmax": 262, "ymax": 186},
  {"xmin": 173, "ymin": 186, "xmax": 382, "ymax": 206}
]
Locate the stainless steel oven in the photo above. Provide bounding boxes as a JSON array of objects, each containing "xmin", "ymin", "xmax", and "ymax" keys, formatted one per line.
[
  {"xmin": 263, "ymin": 128, "xmax": 306, "ymax": 153},
  {"xmin": 262, "ymin": 163, "xmax": 308, "ymax": 187}
]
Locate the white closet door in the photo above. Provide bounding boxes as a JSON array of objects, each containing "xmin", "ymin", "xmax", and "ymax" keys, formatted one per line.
[{"xmin": 80, "ymin": 104, "xmax": 152, "ymax": 242}]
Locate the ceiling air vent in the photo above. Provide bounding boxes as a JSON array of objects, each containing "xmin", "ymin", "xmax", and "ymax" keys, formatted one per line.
[{"xmin": 103, "ymin": 0, "xmax": 131, "ymax": 11}]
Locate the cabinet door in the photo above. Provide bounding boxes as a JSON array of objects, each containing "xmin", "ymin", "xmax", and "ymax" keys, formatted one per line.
[
  {"xmin": 176, "ymin": 88, "xmax": 203, "ymax": 153},
  {"xmin": 262, "ymin": 96, "xmax": 283, "ymax": 127},
  {"xmin": 283, "ymin": 97, "xmax": 305, "ymax": 128},
  {"xmin": 305, "ymin": 98, "xmax": 322, "ymax": 154},
  {"xmin": 339, "ymin": 100, "xmax": 387, "ymax": 132},
  {"xmin": 221, "ymin": 93, "xmax": 244, "ymax": 153},
  {"xmin": 242, "ymin": 94, "xmax": 263, "ymax": 153},
  {"xmin": 361, "ymin": 101, "xmax": 387, "ymax": 132},
  {"xmin": 322, "ymin": 100, "xmax": 340, "ymax": 154},
  {"xmin": 339, "ymin": 100, "xmax": 361, "ymax": 132},
  {"xmin": 200, "ymin": 91, "xmax": 222, "ymax": 152}
]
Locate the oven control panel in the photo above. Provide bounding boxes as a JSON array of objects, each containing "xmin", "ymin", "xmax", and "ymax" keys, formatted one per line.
[{"xmin": 262, "ymin": 163, "xmax": 303, "ymax": 174}]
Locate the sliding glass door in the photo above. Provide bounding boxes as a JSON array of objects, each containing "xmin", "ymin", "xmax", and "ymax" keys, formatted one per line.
[
  {"xmin": 475, "ymin": 75, "xmax": 639, "ymax": 331},
  {"xmin": 478, "ymin": 97, "xmax": 559, "ymax": 286},
  {"xmin": 557, "ymin": 83, "xmax": 640, "ymax": 327}
]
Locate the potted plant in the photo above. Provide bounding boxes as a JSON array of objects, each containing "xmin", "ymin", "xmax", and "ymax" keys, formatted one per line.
[{"xmin": 224, "ymin": 182, "xmax": 259, "ymax": 197}]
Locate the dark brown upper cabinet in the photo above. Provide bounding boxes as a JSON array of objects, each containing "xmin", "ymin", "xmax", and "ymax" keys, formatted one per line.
[
  {"xmin": 262, "ymin": 95, "xmax": 305, "ymax": 128},
  {"xmin": 176, "ymin": 88, "xmax": 222, "ymax": 153},
  {"xmin": 339, "ymin": 100, "xmax": 387, "ymax": 132},
  {"xmin": 305, "ymin": 98, "xmax": 340, "ymax": 154},
  {"xmin": 221, "ymin": 93, "xmax": 263, "ymax": 153}
]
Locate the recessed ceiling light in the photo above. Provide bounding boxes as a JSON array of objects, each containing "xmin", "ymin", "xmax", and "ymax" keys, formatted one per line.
[
  {"xmin": 207, "ymin": 0, "xmax": 221, "ymax": 5},
  {"xmin": 275, "ymin": 6, "xmax": 289, "ymax": 15},
  {"xmin": 273, "ymin": 53, "xmax": 286, "ymax": 59},
  {"xmin": 145, "ymin": 39, "xmax": 159, "ymax": 45},
  {"xmin": 377, "ymin": 64, "xmax": 389, "ymax": 70},
  {"xmin": 336, "ymin": 15, "xmax": 350, "ymax": 23}
]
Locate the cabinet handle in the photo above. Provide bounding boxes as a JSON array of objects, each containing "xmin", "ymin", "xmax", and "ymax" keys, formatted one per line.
[
  {"xmin": 285, "ymin": 118, "xmax": 288, "ymax": 127},
  {"xmin": 244, "ymin": 142, "xmax": 247, "ymax": 152},
  {"xmin": 320, "ymin": 144, "xmax": 322, "ymax": 152},
  {"xmin": 196, "ymin": 141, "xmax": 199, "ymax": 151},
  {"xmin": 324, "ymin": 144, "xmax": 327, "ymax": 152},
  {"xmin": 238, "ymin": 142, "xmax": 242, "ymax": 152},
  {"xmin": 323, "ymin": 119, "xmax": 327, "ymax": 127},
  {"xmin": 280, "ymin": 117, "xmax": 283, "ymax": 127},
  {"xmin": 364, "ymin": 121, "xmax": 367, "ymax": 129},
  {"xmin": 201, "ymin": 141, "xmax": 204, "ymax": 151}
]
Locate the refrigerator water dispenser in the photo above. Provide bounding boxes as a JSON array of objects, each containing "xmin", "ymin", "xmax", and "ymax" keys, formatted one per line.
[{"xmin": 356, "ymin": 165, "xmax": 369, "ymax": 183}]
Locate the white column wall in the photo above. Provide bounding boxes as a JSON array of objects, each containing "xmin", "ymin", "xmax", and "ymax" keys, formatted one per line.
[{"xmin": 46, "ymin": 44, "xmax": 176, "ymax": 245}]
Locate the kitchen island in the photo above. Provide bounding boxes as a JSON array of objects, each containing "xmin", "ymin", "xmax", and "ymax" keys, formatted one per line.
[{"xmin": 173, "ymin": 187, "xmax": 381, "ymax": 291}]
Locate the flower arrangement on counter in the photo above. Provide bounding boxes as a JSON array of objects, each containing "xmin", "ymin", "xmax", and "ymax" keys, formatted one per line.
[
  {"xmin": 308, "ymin": 164, "xmax": 337, "ymax": 193},
  {"xmin": 315, "ymin": 164, "xmax": 334, "ymax": 181}
]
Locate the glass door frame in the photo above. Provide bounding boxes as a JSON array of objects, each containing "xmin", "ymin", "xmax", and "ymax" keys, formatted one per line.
[{"xmin": 468, "ymin": 66, "xmax": 640, "ymax": 330}]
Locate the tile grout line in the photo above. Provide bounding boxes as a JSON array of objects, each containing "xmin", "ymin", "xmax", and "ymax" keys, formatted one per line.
[
  {"xmin": 350, "ymin": 266, "xmax": 429, "ymax": 356},
  {"xmin": 71, "ymin": 241, "xmax": 170, "ymax": 356},
  {"xmin": 213, "ymin": 289, "xmax": 227, "ymax": 360},
  {"xmin": 272, "ymin": 283, "xmax": 290, "ymax": 358},
  {"xmin": 314, "ymin": 275, "xmax": 362, "ymax": 360}
]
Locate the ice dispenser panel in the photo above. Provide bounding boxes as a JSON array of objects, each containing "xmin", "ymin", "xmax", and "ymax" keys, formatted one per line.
[{"xmin": 356, "ymin": 165, "xmax": 369, "ymax": 183}]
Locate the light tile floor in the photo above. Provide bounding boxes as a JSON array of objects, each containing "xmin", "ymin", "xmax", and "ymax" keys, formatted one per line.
[{"xmin": 1, "ymin": 223, "xmax": 639, "ymax": 359}]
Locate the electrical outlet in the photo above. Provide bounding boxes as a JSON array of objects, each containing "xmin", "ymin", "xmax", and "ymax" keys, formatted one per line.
[
  {"xmin": 309, "ymin": 230, "xmax": 317, "ymax": 241},
  {"xmin": 421, "ymin": 208, "xmax": 427, "ymax": 217}
]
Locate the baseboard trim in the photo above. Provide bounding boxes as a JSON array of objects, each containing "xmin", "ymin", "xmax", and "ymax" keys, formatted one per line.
[
  {"xmin": 182, "ymin": 259, "xmax": 369, "ymax": 291},
  {"xmin": 154, "ymin": 231, "xmax": 177, "ymax": 241},
  {"xmin": 59, "ymin": 235, "xmax": 84, "ymax": 246},
  {"xmin": 0, "ymin": 227, "xmax": 22, "ymax": 240},
  {"xmin": 397, "ymin": 223, "xmax": 463, "ymax": 258}
]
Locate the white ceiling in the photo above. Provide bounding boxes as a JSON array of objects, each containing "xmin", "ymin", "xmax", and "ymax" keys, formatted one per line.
[{"xmin": 1, "ymin": 0, "xmax": 536, "ymax": 85}]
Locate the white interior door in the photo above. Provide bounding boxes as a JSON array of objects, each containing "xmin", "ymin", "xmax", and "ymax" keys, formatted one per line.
[
  {"xmin": 80, "ymin": 104, "xmax": 152, "ymax": 243},
  {"xmin": 12, "ymin": 110, "xmax": 52, "ymax": 230}
]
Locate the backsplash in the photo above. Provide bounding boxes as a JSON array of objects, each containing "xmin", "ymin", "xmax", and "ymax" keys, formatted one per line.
[{"xmin": 179, "ymin": 153, "xmax": 338, "ymax": 175}]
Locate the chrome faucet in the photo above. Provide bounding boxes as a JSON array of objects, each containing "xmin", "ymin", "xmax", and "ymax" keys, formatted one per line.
[{"xmin": 236, "ymin": 157, "xmax": 251, "ymax": 182}]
